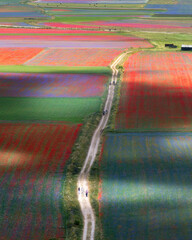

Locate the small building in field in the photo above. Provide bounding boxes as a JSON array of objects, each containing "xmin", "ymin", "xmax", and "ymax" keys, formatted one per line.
[
  {"xmin": 165, "ymin": 43, "xmax": 174, "ymax": 47},
  {"xmin": 181, "ymin": 45, "xmax": 192, "ymax": 51},
  {"xmin": 165, "ymin": 43, "xmax": 177, "ymax": 48}
]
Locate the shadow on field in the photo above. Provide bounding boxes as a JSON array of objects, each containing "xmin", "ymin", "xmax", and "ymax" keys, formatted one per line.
[
  {"xmin": 100, "ymin": 132, "xmax": 192, "ymax": 240},
  {"xmin": 116, "ymin": 72, "xmax": 192, "ymax": 130},
  {"xmin": 101, "ymin": 199, "xmax": 192, "ymax": 240}
]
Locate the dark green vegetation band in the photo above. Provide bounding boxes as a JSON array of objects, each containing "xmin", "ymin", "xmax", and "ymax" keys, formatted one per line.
[{"xmin": 0, "ymin": 97, "xmax": 101, "ymax": 123}]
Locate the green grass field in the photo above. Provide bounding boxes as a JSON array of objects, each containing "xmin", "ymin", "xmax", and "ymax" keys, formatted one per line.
[
  {"xmin": 51, "ymin": 13, "xmax": 156, "ymax": 23},
  {"xmin": 130, "ymin": 31, "xmax": 192, "ymax": 50},
  {"xmin": 0, "ymin": 65, "xmax": 111, "ymax": 75},
  {"xmin": 0, "ymin": 97, "xmax": 102, "ymax": 123}
]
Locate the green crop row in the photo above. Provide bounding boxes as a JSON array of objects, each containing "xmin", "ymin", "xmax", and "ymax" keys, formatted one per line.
[
  {"xmin": 0, "ymin": 65, "xmax": 111, "ymax": 75},
  {"xmin": 0, "ymin": 97, "xmax": 101, "ymax": 123}
]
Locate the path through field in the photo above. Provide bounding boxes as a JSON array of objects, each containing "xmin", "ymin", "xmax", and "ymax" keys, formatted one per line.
[{"xmin": 77, "ymin": 52, "xmax": 128, "ymax": 240}]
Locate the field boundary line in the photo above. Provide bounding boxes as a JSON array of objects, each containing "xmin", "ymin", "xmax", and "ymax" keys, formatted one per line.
[{"xmin": 24, "ymin": 48, "xmax": 48, "ymax": 65}]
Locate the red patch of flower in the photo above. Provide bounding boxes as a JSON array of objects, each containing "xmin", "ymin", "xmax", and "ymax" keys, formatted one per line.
[
  {"xmin": 0, "ymin": 48, "xmax": 43, "ymax": 65},
  {"xmin": 116, "ymin": 51, "xmax": 192, "ymax": 130},
  {"xmin": 0, "ymin": 28, "xmax": 104, "ymax": 34},
  {"xmin": 26, "ymin": 48, "xmax": 122, "ymax": 66},
  {"xmin": 0, "ymin": 123, "xmax": 82, "ymax": 171},
  {"xmin": 0, "ymin": 123, "xmax": 82, "ymax": 239},
  {"xmin": 0, "ymin": 34, "xmax": 145, "ymax": 42}
]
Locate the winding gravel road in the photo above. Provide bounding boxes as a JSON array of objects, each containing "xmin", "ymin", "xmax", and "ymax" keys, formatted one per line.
[{"xmin": 77, "ymin": 52, "xmax": 128, "ymax": 240}]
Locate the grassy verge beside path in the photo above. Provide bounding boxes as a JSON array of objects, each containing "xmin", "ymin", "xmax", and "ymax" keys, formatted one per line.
[
  {"xmin": 0, "ymin": 65, "xmax": 111, "ymax": 75},
  {"xmin": 88, "ymin": 63, "xmax": 125, "ymax": 240},
  {"xmin": 63, "ymin": 113, "xmax": 101, "ymax": 240},
  {"xmin": 63, "ymin": 86, "xmax": 108, "ymax": 240}
]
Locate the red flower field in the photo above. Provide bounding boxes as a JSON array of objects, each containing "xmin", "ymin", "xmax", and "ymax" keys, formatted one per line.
[
  {"xmin": 116, "ymin": 51, "xmax": 192, "ymax": 130},
  {"xmin": 0, "ymin": 33, "xmax": 152, "ymax": 43},
  {"xmin": 0, "ymin": 28, "xmax": 104, "ymax": 34},
  {"xmin": 0, "ymin": 48, "xmax": 43, "ymax": 65},
  {"xmin": 25, "ymin": 48, "xmax": 122, "ymax": 66},
  {"xmin": 0, "ymin": 123, "xmax": 82, "ymax": 239}
]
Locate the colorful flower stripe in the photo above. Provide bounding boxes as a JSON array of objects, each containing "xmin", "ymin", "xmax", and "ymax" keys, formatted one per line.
[
  {"xmin": 116, "ymin": 51, "xmax": 192, "ymax": 130},
  {"xmin": 0, "ymin": 41, "xmax": 152, "ymax": 48},
  {"xmin": 0, "ymin": 123, "xmax": 82, "ymax": 240},
  {"xmin": 43, "ymin": 22, "xmax": 100, "ymax": 29},
  {"xmin": 0, "ymin": 34, "xmax": 149, "ymax": 42},
  {"xmin": 0, "ymin": 73, "xmax": 108, "ymax": 97},
  {"xmin": 26, "ymin": 48, "xmax": 122, "ymax": 66},
  {"xmin": 89, "ymin": 20, "xmax": 191, "ymax": 29},
  {"xmin": 0, "ymin": 28, "xmax": 105, "ymax": 34},
  {"xmin": 0, "ymin": 48, "xmax": 43, "ymax": 65}
]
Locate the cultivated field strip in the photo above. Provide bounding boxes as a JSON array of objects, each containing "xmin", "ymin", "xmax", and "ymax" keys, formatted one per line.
[
  {"xmin": 116, "ymin": 51, "xmax": 192, "ymax": 131},
  {"xmin": 100, "ymin": 132, "xmax": 192, "ymax": 240},
  {"xmin": 0, "ymin": 73, "xmax": 108, "ymax": 97},
  {"xmin": 0, "ymin": 123, "xmax": 82, "ymax": 239}
]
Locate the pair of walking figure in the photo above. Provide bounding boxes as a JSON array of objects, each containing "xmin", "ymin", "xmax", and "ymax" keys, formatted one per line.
[{"xmin": 78, "ymin": 187, "xmax": 88, "ymax": 197}]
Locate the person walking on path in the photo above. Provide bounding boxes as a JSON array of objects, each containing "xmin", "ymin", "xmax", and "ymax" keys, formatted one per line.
[
  {"xmin": 78, "ymin": 187, "xmax": 80, "ymax": 194},
  {"xmin": 86, "ymin": 190, "xmax": 88, "ymax": 197}
]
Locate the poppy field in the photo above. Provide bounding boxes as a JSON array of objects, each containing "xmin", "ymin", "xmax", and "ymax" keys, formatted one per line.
[
  {"xmin": 116, "ymin": 51, "xmax": 192, "ymax": 131},
  {"xmin": 0, "ymin": 28, "xmax": 105, "ymax": 34},
  {"xmin": 0, "ymin": 123, "xmax": 82, "ymax": 240},
  {"xmin": 0, "ymin": 73, "xmax": 109, "ymax": 97},
  {"xmin": 99, "ymin": 132, "xmax": 192, "ymax": 240},
  {"xmin": 0, "ymin": 34, "xmax": 151, "ymax": 43},
  {"xmin": 0, "ymin": 48, "xmax": 43, "ymax": 65},
  {"xmin": 0, "ymin": 29, "xmax": 153, "ymax": 48},
  {"xmin": 26, "ymin": 48, "xmax": 122, "ymax": 66},
  {"xmin": 1, "ymin": 35, "xmax": 125, "ymax": 41}
]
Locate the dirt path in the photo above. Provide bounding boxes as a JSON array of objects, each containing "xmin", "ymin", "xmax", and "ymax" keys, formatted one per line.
[{"xmin": 77, "ymin": 52, "xmax": 128, "ymax": 240}]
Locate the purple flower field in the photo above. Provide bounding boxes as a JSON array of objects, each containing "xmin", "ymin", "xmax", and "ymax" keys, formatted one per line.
[{"xmin": 0, "ymin": 73, "xmax": 109, "ymax": 97}]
